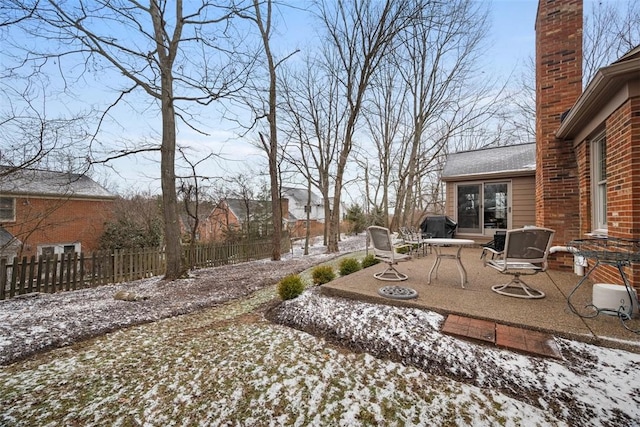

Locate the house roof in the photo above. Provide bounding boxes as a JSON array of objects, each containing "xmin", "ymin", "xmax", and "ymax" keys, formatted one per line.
[
  {"xmin": 557, "ymin": 44, "xmax": 640, "ymax": 139},
  {"xmin": 0, "ymin": 226, "xmax": 21, "ymax": 249},
  {"xmin": 225, "ymin": 198, "xmax": 271, "ymax": 222},
  {"xmin": 281, "ymin": 186, "xmax": 323, "ymax": 206},
  {"xmin": 441, "ymin": 143, "xmax": 536, "ymax": 180},
  {"xmin": 0, "ymin": 167, "xmax": 115, "ymax": 199}
]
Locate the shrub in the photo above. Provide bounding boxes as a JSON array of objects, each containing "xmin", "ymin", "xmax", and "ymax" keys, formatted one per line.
[
  {"xmin": 339, "ymin": 257, "xmax": 362, "ymax": 276},
  {"xmin": 395, "ymin": 245, "xmax": 411, "ymax": 254},
  {"xmin": 311, "ymin": 265, "xmax": 336, "ymax": 285},
  {"xmin": 361, "ymin": 254, "xmax": 379, "ymax": 269},
  {"xmin": 277, "ymin": 274, "xmax": 305, "ymax": 300}
]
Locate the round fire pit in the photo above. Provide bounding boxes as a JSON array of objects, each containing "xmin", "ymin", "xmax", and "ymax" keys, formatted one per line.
[{"xmin": 378, "ymin": 285, "xmax": 418, "ymax": 300}]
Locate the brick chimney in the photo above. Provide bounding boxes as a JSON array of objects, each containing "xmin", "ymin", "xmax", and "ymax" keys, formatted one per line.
[{"xmin": 535, "ymin": 0, "xmax": 583, "ymax": 265}]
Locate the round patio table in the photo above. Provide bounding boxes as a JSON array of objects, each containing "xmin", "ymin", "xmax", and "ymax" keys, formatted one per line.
[{"xmin": 423, "ymin": 238, "xmax": 475, "ymax": 288}]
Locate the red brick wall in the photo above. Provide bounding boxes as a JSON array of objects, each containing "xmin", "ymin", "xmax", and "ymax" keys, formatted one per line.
[
  {"xmin": 535, "ymin": 0, "xmax": 583, "ymax": 269},
  {"xmin": 2, "ymin": 196, "xmax": 114, "ymax": 256},
  {"xmin": 198, "ymin": 203, "xmax": 240, "ymax": 242},
  {"xmin": 606, "ymin": 98, "xmax": 640, "ymax": 238},
  {"xmin": 599, "ymin": 97, "xmax": 640, "ymax": 286}
]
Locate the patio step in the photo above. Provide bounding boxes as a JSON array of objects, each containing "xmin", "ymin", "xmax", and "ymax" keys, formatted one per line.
[{"xmin": 442, "ymin": 314, "xmax": 563, "ymax": 359}]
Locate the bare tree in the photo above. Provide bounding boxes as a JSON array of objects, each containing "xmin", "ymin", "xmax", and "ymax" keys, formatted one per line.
[
  {"xmin": 583, "ymin": 0, "xmax": 640, "ymax": 84},
  {"xmin": 177, "ymin": 148, "xmax": 216, "ymax": 269},
  {"xmin": 4, "ymin": 1, "xmax": 253, "ymax": 279},
  {"xmin": 278, "ymin": 54, "xmax": 343, "ymax": 247},
  {"xmin": 352, "ymin": 0, "xmax": 498, "ymax": 230},
  {"xmin": 99, "ymin": 192, "xmax": 164, "ymax": 250},
  {"xmin": 309, "ymin": 0, "xmax": 423, "ymax": 252},
  {"xmin": 232, "ymin": 0, "xmax": 302, "ymax": 261},
  {"xmin": 0, "ymin": 81, "xmax": 90, "ymax": 176},
  {"xmin": 360, "ymin": 64, "xmax": 408, "ymax": 228},
  {"xmin": 507, "ymin": 1, "xmax": 640, "ymax": 144}
]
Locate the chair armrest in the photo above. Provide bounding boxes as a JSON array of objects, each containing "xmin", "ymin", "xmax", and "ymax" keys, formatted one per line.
[
  {"xmin": 481, "ymin": 247, "xmax": 503, "ymax": 264},
  {"xmin": 483, "ymin": 247, "xmax": 502, "ymax": 255}
]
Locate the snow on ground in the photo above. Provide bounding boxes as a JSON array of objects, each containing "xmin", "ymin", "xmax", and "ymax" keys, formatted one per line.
[
  {"xmin": 0, "ymin": 291, "xmax": 565, "ymax": 426},
  {"xmin": 0, "ymin": 235, "xmax": 355, "ymax": 365},
  {"xmin": 271, "ymin": 288, "xmax": 640, "ymax": 426},
  {"xmin": 1, "ymin": 234, "xmax": 639, "ymax": 425}
]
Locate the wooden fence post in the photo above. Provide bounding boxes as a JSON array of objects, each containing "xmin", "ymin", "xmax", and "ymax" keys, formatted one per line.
[
  {"xmin": 9, "ymin": 257, "xmax": 18, "ymax": 298},
  {"xmin": 27, "ymin": 255, "xmax": 36, "ymax": 294},
  {"xmin": 18, "ymin": 256, "xmax": 27, "ymax": 296},
  {"xmin": 35, "ymin": 255, "xmax": 43, "ymax": 293},
  {"xmin": 71, "ymin": 252, "xmax": 78, "ymax": 291},
  {"xmin": 79, "ymin": 252, "xmax": 85, "ymax": 289},
  {"xmin": 0, "ymin": 258, "xmax": 6, "ymax": 300}
]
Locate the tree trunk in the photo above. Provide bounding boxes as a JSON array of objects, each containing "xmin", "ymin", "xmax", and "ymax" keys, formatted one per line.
[
  {"xmin": 160, "ymin": 82, "xmax": 186, "ymax": 280},
  {"xmin": 326, "ymin": 177, "xmax": 343, "ymax": 253}
]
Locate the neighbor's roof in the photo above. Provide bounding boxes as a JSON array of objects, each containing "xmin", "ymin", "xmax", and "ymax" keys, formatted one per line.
[
  {"xmin": 225, "ymin": 198, "xmax": 271, "ymax": 222},
  {"xmin": 281, "ymin": 186, "xmax": 323, "ymax": 206},
  {"xmin": 441, "ymin": 143, "xmax": 536, "ymax": 180},
  {"xmin": 0, "ymin": 166, "xmax": 115, "ymax": 199},
  {"xmin": 0, "ymin": 226, "xmax": 20, "ymax": 248}
]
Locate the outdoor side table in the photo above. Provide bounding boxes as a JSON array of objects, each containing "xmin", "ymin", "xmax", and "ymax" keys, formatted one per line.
[{"xmin": 423, "ymin": 238, "xmax": 475, "ymax": 288}]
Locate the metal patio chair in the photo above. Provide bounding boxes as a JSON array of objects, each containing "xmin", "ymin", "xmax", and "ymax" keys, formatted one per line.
[
  {"xmin": 367, "ymin": 226, "xmax": 411, "ymax": 281},
  {"xmin": 481, "ymin": 230, "xmax": 507, "ymax": 260},
  {"xmin": 484, "ymin": 227, "xmax": 555, "ymax": 299}
]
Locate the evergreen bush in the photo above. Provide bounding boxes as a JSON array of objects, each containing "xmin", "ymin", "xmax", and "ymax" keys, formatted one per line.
[
  {"xmin": 361, "ymin": 254, "xmax": 379, "ymax": 269},
  {"xmin": 277, "ymin": 274, "xmax": 305, "ymax": 300},
  {"xmin": 339, "ymin": 257, "xmax": 362, "ymax": 276},
  {"xmin": 311, "ymin": 265, "xmax": 336, "ymax": 285}
]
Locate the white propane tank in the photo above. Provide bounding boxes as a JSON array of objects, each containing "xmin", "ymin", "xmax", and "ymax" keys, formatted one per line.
[{"xmin": 592, "ymin": 284, "xmax": 638, "ymax": 316}]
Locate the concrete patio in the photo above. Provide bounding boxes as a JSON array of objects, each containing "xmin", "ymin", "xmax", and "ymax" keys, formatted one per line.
[{"xmin": 321, "ymin": 246, "xmax": 640, "ymax": 354}]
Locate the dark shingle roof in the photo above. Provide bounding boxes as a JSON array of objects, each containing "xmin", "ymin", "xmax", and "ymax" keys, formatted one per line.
[
  {"xmin": 0, "ymin": 167, "xmax": 115, "ymax": 199},
  {"xmin": 442, "ymin": 143, "xmax": 536, "ymax": 180},
  {"xmin": 0, "ymin": 227, "xmax": 19, "ymax": 247},
  {"xmin": 225, "ymin": 198, "xmax": 271, "ymax": 223},
  {"xmin": 281, "ymin": 186, "xmax": 322, "ymax": 206}
]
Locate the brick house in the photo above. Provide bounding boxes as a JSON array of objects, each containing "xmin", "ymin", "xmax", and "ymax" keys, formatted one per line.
[
  {"xmin": 190, "ymin": 198, "xmax": 290, "ymax": 242},
  {"xmin": 536, "ymin": 0, "xmax": 640, "ymax": 288},
  {"xmin": 281, "ymin": 186, "xmax": 325, "ymax": 239},
  {"xmin": 0, "ymin": 167, "xmax": 116, "ymax": 259}
]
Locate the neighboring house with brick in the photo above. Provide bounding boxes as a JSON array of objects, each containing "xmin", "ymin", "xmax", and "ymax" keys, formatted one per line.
[
  {"xmin": 193, "ymin": 198, "xmax": 289, "ymax": 242},
  {"xmin": 281, "ymin": 186, "xmax": 325, "ymax": 239},
  {"xmin": 442, "ymin": 143, "xmax": 536, "ymax": 240},
  {"xmin": 0, "ymin": 167, "xmax": 116, "ymax": 258},
  {"xmin": 535, "ymin": 0, "xmax": 639, "ymax": 288}
]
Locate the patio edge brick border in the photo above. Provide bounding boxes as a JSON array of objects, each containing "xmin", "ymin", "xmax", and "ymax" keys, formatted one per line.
[{"xmin": 442, "ymin": 314, "xmax": 563, "ymax": 359}]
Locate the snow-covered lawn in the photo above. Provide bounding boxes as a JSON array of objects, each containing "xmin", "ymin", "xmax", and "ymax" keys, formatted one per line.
[{"xmin": 1, "ymin": 235, "xmax": 639, "ymax": 426}]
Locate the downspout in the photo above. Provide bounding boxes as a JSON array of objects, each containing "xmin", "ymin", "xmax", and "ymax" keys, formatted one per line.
[{"xmin": 550, "ymin": 246, "xmax": 587, "ymax": 276}]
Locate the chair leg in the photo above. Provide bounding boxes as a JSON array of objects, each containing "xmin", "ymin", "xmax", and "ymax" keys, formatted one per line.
[
  {"xmin": 373, "ymin": 263, "xmax": 408, "ymax": 281},
  {"xmin": 491, "ymin": 274, "xmax": 545, "ymax": 299}
]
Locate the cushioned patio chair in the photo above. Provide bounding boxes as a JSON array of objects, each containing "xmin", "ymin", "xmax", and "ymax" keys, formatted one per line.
[
  {"xmin": 367, "ymin": 226, "xmax": 411, "ymax": 281},
  {"xmin": 484, "ymin": 227, "xmax": 555, "ymax": 299}
]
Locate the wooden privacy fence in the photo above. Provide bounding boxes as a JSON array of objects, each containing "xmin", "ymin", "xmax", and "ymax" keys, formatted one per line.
[{"xmin": 0, "ymin": 237, "xmax": 287, "ymax": 300}]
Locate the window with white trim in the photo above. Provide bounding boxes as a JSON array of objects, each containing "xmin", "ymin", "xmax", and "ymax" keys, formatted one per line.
[
  {"xmin": 592, "ymin": 133, "xmax": 607, "ymax": 233},
  {"xmin": 0, "ymin": 197, "xmax": 15, "ymax": 222},
  {"xmin": 37, "ymin": 243, "xmax": 81, "ymax": 258}
]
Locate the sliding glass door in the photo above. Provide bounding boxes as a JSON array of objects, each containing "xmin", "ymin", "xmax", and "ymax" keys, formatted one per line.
[
  {"xmin": 457, "ymin": 184, "xmax": 481, "ymax": 233},
  {"xmin": 456, "ymin": 182, "xmax": 510, "ymax": 234}
]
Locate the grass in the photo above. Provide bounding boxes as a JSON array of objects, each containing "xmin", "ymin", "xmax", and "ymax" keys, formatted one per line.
[{"xmin": 0, "ymin": 258, "xmax": 559, "ymax": 426}]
